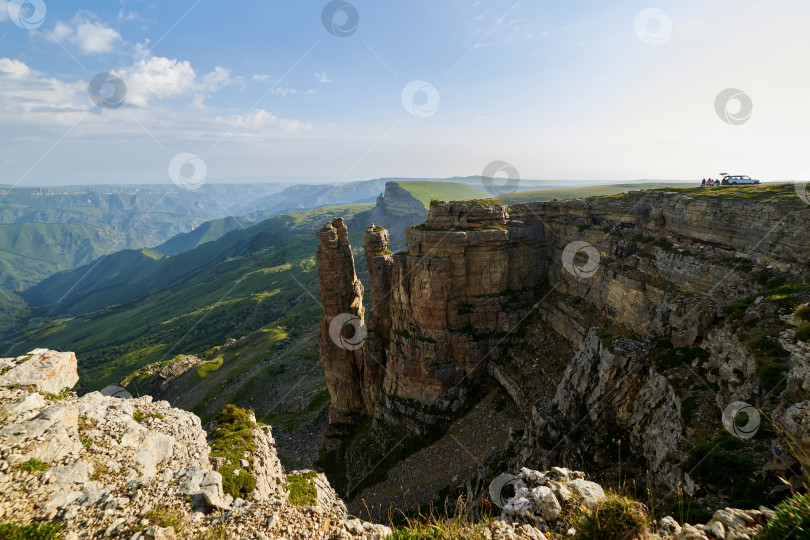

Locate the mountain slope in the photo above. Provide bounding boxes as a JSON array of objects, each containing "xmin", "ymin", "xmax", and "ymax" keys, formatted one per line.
[
  {"xmin": 155, "ymin": 216, "xmax": 252, "ymax": 254},
  {"xmin": 4, "ymin": 203, "xmax": 373, "ymax": 392}
]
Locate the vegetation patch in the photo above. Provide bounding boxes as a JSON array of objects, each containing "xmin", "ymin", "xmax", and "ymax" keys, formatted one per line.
[
  {"xmin": 197, "ymin": 356, "xmax": 224, "ymax": 378},
  {"xmin": 756, "ymin": 492, "xmax": 810, "ymax": 540},
  {"xmin": 146, "ymin": 507, "xmax": 185, "ymax": 532},
  {"xmin": 209, "ymin": 404, "xmax": 258, "ymax": 499},
  {"xmin": 682, "ymin": 434, "xmax": 766, "ymax": 508},
  {"xmin": 797, "ymin": 305, "xmax": 810, "ymax": 322},
  {"xmin": 0, "ymin": 522, "xmax": 63, "ymax": 540},
  {"xmin": 17, "ymin": 459, "xmax": 49, "ymax": 473},
  {"xmin": 287, "ymin": 471, "xmax": 318, "ymax": 506},
  {"xmin": 133, "ymin": 410, "xmax": 164, "ymax": 423},
  {"xmin": 38, "ymin": 390, "xmax": 71, "ymax": 400},
  {"xmin": 574, "ymin": 493, "xmax": 651, "ymax": 540},
  {"xmin": 654, "ymin": 343, "xmax": 709, "ymax": 371},
  {"xmin": 796, "ymin": 324, "xmax": 810, "ymax": 342}
]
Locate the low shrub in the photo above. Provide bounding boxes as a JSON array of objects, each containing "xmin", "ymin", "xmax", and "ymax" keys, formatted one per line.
[
  {"xmin": 797, "ymin": 305, "xmax": 810, "ymax": 322},
  {"xmin": 796, "ymin": 324, "xmax": 810, "ymax": 342},
  {"xmin": 755, "ymin": 492, "xmax": 810, "ymax": 539}
]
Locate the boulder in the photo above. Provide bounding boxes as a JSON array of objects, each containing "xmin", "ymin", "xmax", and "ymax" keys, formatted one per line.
[{"xmin": 0, "ymin": 349, "xmax": 79, "ymax": 393}]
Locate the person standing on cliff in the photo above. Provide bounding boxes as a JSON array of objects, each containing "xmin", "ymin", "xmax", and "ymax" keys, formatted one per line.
[{"xmin": 702, "ymin": 179, "xmax": 707, "ymax": 187}]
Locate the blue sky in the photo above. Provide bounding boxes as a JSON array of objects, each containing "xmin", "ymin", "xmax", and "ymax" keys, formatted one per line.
[{"xmin": 1, "ymin": 0, "xmax": 810, "ymax": 185}]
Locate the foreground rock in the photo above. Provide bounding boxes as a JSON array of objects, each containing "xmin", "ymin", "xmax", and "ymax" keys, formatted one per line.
[
  {"xmin": 0, "ymin": 350, "xmax": 390, "ymax": 539},
  {"xmin": 0, "ymin": 349, "xmax": 79, "ymax": 394}
]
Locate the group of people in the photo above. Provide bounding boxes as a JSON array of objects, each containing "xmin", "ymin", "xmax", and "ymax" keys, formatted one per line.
[{"xmin": 701, "ymin": 178, "xmax": 720, "ymax": 187}]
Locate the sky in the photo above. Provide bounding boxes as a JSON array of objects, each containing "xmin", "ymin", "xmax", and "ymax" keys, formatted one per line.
[{"xmin": 1, "ymin": 0, "xmax": 810, "ymax": 186}]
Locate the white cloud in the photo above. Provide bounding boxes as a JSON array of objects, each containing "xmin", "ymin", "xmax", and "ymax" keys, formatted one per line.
[
  {"xmin": 315, "ymin": 71, "xmax": 331, "ymax": 84},
  {"xmin": 0, "ymin": 0, "xmax": 8, "ymax": 22},
  {"xmin": 0, "ymin": 58, "xmax": 86, "ymax": 120},
  {"xmin": 117, "ymin": 57, "xmax": 233, "ymax": 107},
  {"xmin": 47, "ymin": 13, "xmax": 123, "ymax": 55},
  {"xmin": 191, "ymin": 93, "xmax": 209, "ymax": 110},
  {"xmin": 273, "ymin": 87, "xmax": 298, "ymax": 97},
  {"xmin": 253, "ymin": 74, "xmax": 271, "ymax": 82},
  {"xmin": 217, "ymin": 109, "xmax": 313, "ymax": 134},
  {"xmin": 133, "ymin": 39, "xmax": 151, "ymax": 60}
]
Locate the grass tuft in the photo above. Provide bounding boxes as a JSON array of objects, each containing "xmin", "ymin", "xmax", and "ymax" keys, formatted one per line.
[
  {"xmin": 574, "ymin": 493, "xmax": 651, "ymax": 540},
  {"xmin": 17, "ymin": 459, "xmax": 49, "ymax": 473}
]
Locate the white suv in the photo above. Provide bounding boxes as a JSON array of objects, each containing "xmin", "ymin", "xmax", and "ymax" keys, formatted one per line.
[{"xmin": 721, "ymin": 175, "xmax": 760, "ymax": 185}]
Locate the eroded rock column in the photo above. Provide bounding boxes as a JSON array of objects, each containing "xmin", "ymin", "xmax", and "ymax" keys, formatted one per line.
[
  {"xmin": 362, "ymin": 225, "xmax": 394, "ymax": 411},
  {"xmin": 316, "ymin": 218, "xmax": 366, "ymax": 424}
]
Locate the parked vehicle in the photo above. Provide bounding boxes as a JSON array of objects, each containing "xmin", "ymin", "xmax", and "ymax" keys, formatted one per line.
[{"xmin": 720, "ymin": 174, "xmax": 761, "ymax": 185}]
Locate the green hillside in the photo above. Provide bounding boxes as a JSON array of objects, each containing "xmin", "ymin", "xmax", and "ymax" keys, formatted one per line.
[
  {"xmin": 4, "ymin": 203, "xmax": 373, "ymax": 392},
  {"xmin": 394, "ymin": 181, "xmax": 492, "ymax": 209},
  {"xmin": 156, "ymin": 216, "xmax": 251, "ymax": 254},
  {"xmin": 496, "ymin": 182, "xmax": 689, "ymax": 204},
  {"xmin": 0, "ymin": 184, "xmax": 286, "ymax": 291}
]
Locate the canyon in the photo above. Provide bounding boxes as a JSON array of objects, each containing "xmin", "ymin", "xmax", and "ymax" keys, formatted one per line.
[{"xmin": 316, "ymin": 185, "xmax": 810, "ymax": 517}]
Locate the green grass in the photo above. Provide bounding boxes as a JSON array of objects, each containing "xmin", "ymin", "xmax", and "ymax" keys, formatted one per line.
[
  {"xmin": 0, "ymin": 522, "xmax": 63, "ymax": 540},
  {"xmin": 197, "ymin": 356, "xmax": 224, "ymax": 378},
  {"xmin": 797, "ymin": 324, "xmax": 810, "ymax": 342},
  {"xmin": 133, "ymin": 410, "xmax": 164, "ymax": 423},
  {"xmin": 287, "ymin": 471, "xmax": 318, "ymax": 506},
  {"xmin": 17, "ymin": 459, "xmax": 49, "ymax": 473},
  {"xmin": 393, "ymin": 181, "xmax": 492, "ymax": 209},
  {"xmin": 209, "ymin": 405, "xmax": 258, "ymax": 499},
  {"xmin": 797, "ymin": 305, "xmax": 810, "ymax": 322},
  {"xmin": 574, "ymin": 493, "xmax": 651, "ymax": 540},
  {"xmin": 755, "ymin": 492, "xmax": 810, "ymax": 539},
  {"xmin": 38, "ymin": 390, "xmax": 72, "ymax": 400}
]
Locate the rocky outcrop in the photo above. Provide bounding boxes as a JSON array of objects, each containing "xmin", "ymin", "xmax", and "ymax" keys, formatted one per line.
[
  {"xmin": 0, "ymin": 349, "xmax": 79, "ymax": 394},
  {"xmin": 121, "ymin": 355, "xmax": 200, "ymax": 396},
  {"xmin": 0, "ymin": 351, "xmax": 390, "ymax": 539},
  {"xmin": 377, "ymin": 182, "xmax": 427, "ymax": 218}
]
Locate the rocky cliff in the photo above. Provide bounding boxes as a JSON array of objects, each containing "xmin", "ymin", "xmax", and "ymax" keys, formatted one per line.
[
  {"xmin": 375, "ymin": 182, "xmax": 428, "ymax": 219},
  {"xmin": 316, "ymin": 185, "xmax": 810, "ymax": 516},
  {"xmin": 0, "ymin": 350, "xmax": 392, "ymax": 539}
]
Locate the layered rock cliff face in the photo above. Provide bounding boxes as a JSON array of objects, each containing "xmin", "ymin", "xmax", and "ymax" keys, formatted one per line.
[
  {"xmin": 376, "ymin": 182, "xmax": 427, "ymax": 218},
  {"xmin": 317, "ymin": 187, "xmax": 810, "ymax": 512}
]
